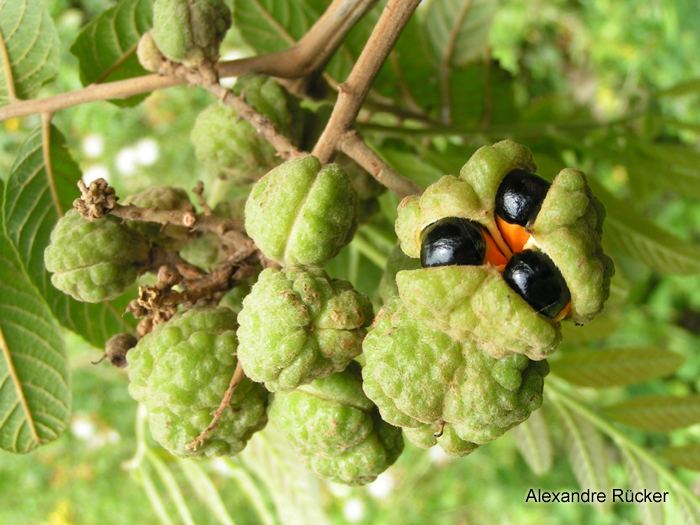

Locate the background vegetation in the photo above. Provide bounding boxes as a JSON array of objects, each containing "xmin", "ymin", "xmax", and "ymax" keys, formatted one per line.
[{"xmin": 1, "ymin": 0, "xmax": 700, "ymax": 523}]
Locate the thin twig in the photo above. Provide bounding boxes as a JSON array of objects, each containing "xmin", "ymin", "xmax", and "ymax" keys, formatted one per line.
[
  {"xmin": 186, "ymin": 362, "xmax": 246, "ymax": 451},
  {"xmin": 193, "ymin": 181, "xmax": 212, "ymax": 215},
  {"xmin": 312, "ymin": 0, "xmax": 422, "ymax": 162},
  {"xmin": 109, "ymin": 203, "xmax": 253, "ymax": 254},
  {"xmin": 0, "ymin": 0, "xmax": 377, "ymax": 122},
  {"xmin": 339, "ymin": 130, "xmax": 420, "ymax": 197}
]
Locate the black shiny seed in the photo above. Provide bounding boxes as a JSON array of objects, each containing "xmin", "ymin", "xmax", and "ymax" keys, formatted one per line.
[
  {"xmin": 495, "ymin": 169, "xmax": 550, "ymax": 226},
  {"xmin": 503, "ymin": 250, "xmax": 571, "ymax": 318},
  {"xmin": 420, "ymin": 217, "xmax": 486, "ymax": 268}
]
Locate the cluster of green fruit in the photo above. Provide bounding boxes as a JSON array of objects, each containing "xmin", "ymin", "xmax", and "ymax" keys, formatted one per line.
[
  {"xmin": 42, "ymin": 0, "xmax": 613, "ymax": 486},
  {"xmin": 43, "ymin": 136, "xmax": 612, "ymax": 486}
]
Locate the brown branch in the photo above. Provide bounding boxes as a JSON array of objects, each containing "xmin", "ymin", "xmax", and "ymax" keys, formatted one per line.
[
  {"xmin": 186, "ymin": 361, "xmax": 246, "ymax": 451},
  {"xmin": 148, "ymin": 246, "xmax": 207, "ymax": 279},
  {"xmin": 0, "ymin": 73, "xmax": 182, "ymax": 121},
  {"xmin": 0, "ymin": 0, "xmax": 377, "ymax": 122},
  {"xmin": 192, "ymin": 181, "xmax": 213, "ymax": 215},
  {"xmin": 339, "ymin": 130, "xmax": 420, "ymax": 197},
  {"xmin": 130, "ymin": 252, "xmax": 260, "ymax": 336},
  {"xmin": 109, "ymin": 203, "xmax": 254, "ymax": 255},
  {"xmin": 312, "ymin": 0, "xmax": 422, "ymax": 162}
]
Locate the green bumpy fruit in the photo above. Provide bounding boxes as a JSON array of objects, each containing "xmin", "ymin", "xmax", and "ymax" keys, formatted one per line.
[
  {"xmin": 377, "ymin": 244, "xmax": 420, "ymax": 306},
  {"xmin": 245, "ymin": 156, "xmax": 357, "ymax": 266},
  {"xmin": 237, "ymin": 267, "xmax": 372, "ymax": 392},
  {"xmin": 362, "ymin": 299, "xmax": 548, "ymax": 455},
  {"xmin": 127, "ymin": 307, "xmax": 268, "ymax": 457},
  {"xmin": 44, "ymin": 210, "xmax": 151, "ymax": 303},
  {"xmin": 191, "ymin": 76, "xmax": 300, "ymax": 186},
  {"xmin": 403, "ymin": 425, "xmax": 478, "ymax": 457},
  {"xmin": 123, "ymin": 186, "xmax": 194, "ymax": 246},
  {"xmin": 396, "ymin": 266, "xmax": 560, "ymax": 360},
  {"xmin": 179, "ymin": 233, "xmax": 221, "ymax": 270},
  {"xmin": 152, "ymin": 0, "xmax": 231, "ymax": 67},
  {"xmin": 268, "ymin": 363, "xmax": 403, "ymax": 485},
  {"xmin": 336, "ymin": 153, "xmax": 385, "ymax": 223}
]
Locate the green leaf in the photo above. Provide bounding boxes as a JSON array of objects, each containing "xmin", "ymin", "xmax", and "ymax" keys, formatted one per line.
[
  {"xmin": 314, "ymin": 0, "xmax": 377, "ymax": 84},
  {"xmin": 178, "ymin": 459, "xmax": 237, "ymax": 525},
  {"xmin": 435, "ymin": 62, "xmax": 515, "ymax": 126},
  {"xmin": 0, "ymin": 179, "xmax": 70, "ymax": 453},
  {"xmin": 423, "ymin": 0, "xmax": 497, "ymax": 67},
  {"xmin": 0, "ymin": 0, "xmax": 60, "ymax": 104},
  {"xmin": 657, "ymin": 78, "xmax": 700, "ymax": 97},
  {"xmin": 69, "ymin": 0, "xmax": 153, "ymax": 107},
  {"xmin": 512, "ymin": 408, "xmax": 553, "ymax": 476},
  {"xmin": 620, "ymin": 447, "xmax": 664, "ymax": 525},
  {"xmin": 423, "ymin": 0, "xmax": 498, "ymax": 124},
  {"xmin": 373, "ymin": 15, "xmax": 439, "ymax": 112},
  {"xmin": 3, "ymin": 126, "xmax": 133, "ymax": 348},
  {"xmin": 378, "ymin": 147, "xmax": 442, "ymax": 188},
  {"xmin": 232, "ymin": 0, "xmax": 320, "ymax": 55},
  {"xmin": 232, "ymin": 0, "xmax": 379, "ymax": 86},
  {"xmin": 602, "ymin": 395, "xmax": 700, "ymax": 431},
  {"xmin": 600, "ymin": 141, "xmax": 700, "ymax": 201},
  {"xmin": 135, "ymin": 463, "xmax": 177, "ymax": 525},
  {"xmin": 560, "ymin": 314, "xmax": 621, "ymax": 345},
  {"xmin": 240, "ymin": 429, "xmax": 329, "ymax": 525},
  {"xmin": 598, "ymin": 188, "xmax": 700, "ymax": 275},
  {"xmin": 678, "ymin": 494, "xmax": 700, "ymax": 525},
  {"xmin": 146, "ymin": 451, "xmax": 195, "ymax": 525},
  {"xmin": 222, "ymin": 458, "xmax": 278, "ymax": 525},
  {"xmin": 662, "ymin": 444, "xmax": 700, "ymax": 471},
  {"xmin": 554, "ymin": 400, "xmax": 611, "ymax": 509},
  {"xmin": 551, "ymin": 347, "xmax": 685, "ymax": 388}
]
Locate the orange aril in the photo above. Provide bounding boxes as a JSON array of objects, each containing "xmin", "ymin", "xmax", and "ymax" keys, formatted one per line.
[
  {"xmin": 496, "ymin": 215, "xmax": 531, "ymax": 253},
  {"xmin": 483, "ymin": 229, "xmax": 508, "ymax": 268},
  {"xmin": 553, "ymin": 301, "xmax": 572, "ymax": 322}
]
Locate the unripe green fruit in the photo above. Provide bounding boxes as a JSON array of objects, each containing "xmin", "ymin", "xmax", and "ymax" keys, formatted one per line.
[
  {"xmin": 191, "ymin": 76, "xmax": 300, "ymax": 186},
  {"xmin": 336, "ymin": 153, "xmax": 385, "ymax": 201},
  {"xmin": 179, "ymin": 233, "xmax": 221, "ymax": 270},
  {"xmin": 151, "ymin": 0, "xmax": 231, "ymax": 67},
  {"xmin": 218, "ymin": 278, "xmax": 254, "ymax": 316},
  {"xmin": 362, "ymin": 299, "xmax": 548, "ymax": 450},
  {"xmin": 123, "ymin": 186, "xmax": 194, "ymax": 247},
  {"xmin": 245, "ymin": 156, "xmax": 357, "ymax": 266},
  {"xmin": 337, "ymin": 154, "xmax": 385, "ymax": 223},
  {"xmin": 268, "ymin": 363, "xmax": 403, "ymax": 485},
  {"xmin": 377, "ymin": 244, "xmax": 420, "ymax": 306},
  {"xmin": 403, "ymin": 425, "xmax": 478, "ymax": 457},
  {"xmin": 44, "ymin": 210, "xmax": 151, "ymax": 303},
  {"xmin": 136, "ymin": 32, "xmax": 164, "ymax": 73},
  {"xmin": 127, "ymin": 307, "xmax": 268, "ymax": 457},
  {"xmin": 237, "ymin": 267, "xmax": 372, "ymax": 392},
  {"xmin": 395, "ymin": 265, "xmax": 560, "ymax": 360},
  {"xmin": 213, "ymin": 196, "xmax": 247, "ymax": 225}
]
